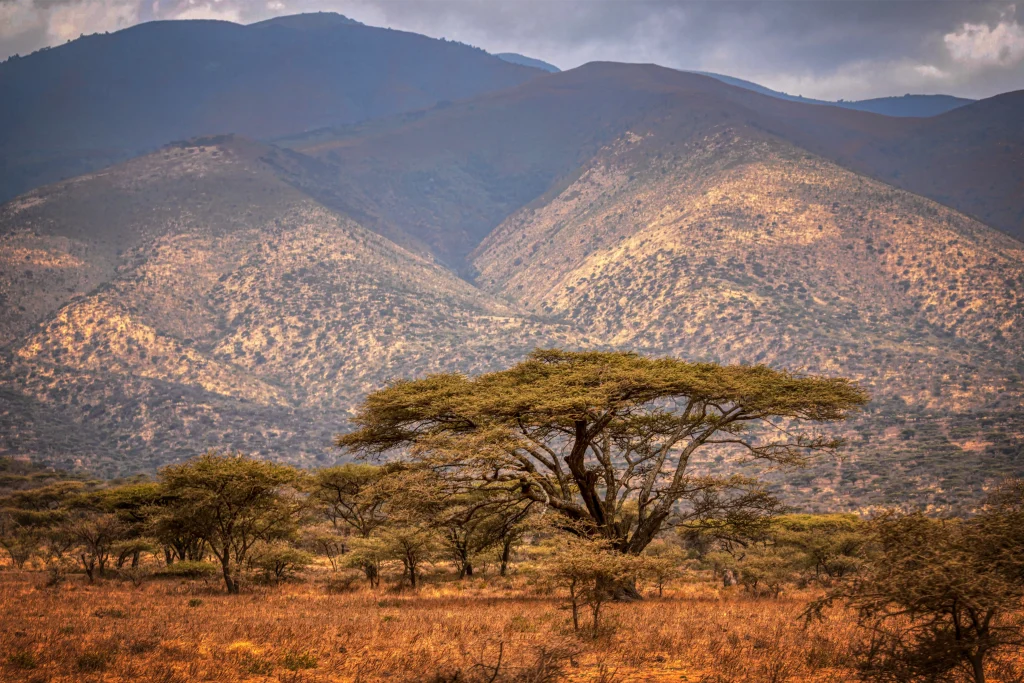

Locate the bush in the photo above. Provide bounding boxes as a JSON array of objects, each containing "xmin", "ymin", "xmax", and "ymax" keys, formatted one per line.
[
  {"xmin": 323, "ymin": 572, "xmax": 361, "ymax": 594},
  {"xmin": 7, "ymin": 650, "xmax": 38, "ymax": 670},
  {"xmin": 77, "ymin": 650, "xmax": 113, "ymax": 672},
  {"xmin": 282, "ymin": 650, "xmax": 318, "ymax": 670},
  {"xmin": 156, "ymin": 560, "xmax": 219, "ymax": 579},
  {"xmin": 249, "ymin": 543, "xmax": 314, "ymax": 583}
]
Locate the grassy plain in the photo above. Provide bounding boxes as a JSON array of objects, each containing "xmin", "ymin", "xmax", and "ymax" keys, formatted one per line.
[{"xmin": 0, "ymin": 566, "xmax": 869, "ymax": 683}]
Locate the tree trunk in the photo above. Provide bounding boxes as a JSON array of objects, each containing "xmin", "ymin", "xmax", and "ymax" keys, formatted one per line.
[
  {"xmin": 598, "ymin": 575, "xmax": 643, "ymax": 602},
  {"xmin": 499, "ymin": 537, "xmax": 513, "ymax": 576},
  {"xmin": 969, "ymin": 652, "xmax": 986, "ymax": 683},
  {"xmin": 464, "ymin": 561, "xmax": 473, "ymax": 577},
  {"xmin": 363, "ymin": 561, "xmax": 378, "ymax": 588},
  {"xmin": 81, "ymin": 555, "xmax": 96, "ymax": 582},
  {"xmin": 220, "ymin": 557, "xmax": 238, "ymax": 594},
  {"xmin": 612, "ymin": 580, "xmax": 643, "ymax": 602}
]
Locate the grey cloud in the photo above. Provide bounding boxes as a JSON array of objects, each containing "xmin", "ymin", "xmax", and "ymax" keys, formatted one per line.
[{"xmin": 1, "ymin": 0, "xmax": 1022, "ymax": 99}]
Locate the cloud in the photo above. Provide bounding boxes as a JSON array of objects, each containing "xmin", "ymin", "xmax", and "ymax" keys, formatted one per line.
[
  {"xmin": 45, "ymin": 0, "xmax": 138, "ymax": 41},
  {"xmin": 944, "ymin": 18, "xmax": 1024, "ymax": 68},
  {"xmin": 1, "ymin": 0, "xmax": 1023, "ymax": 99},
  {"xmin": 166, "ymin": 0, "xmax": 241, "ymax": 22}
]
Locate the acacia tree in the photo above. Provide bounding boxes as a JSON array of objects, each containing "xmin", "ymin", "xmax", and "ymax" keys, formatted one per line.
[
  {"xmin": 384, "ymin": 469, "xmax": 533, "ymax": 579},
  {"xmin": 809, "ymin": 501, "xmax": 1024, "ymax": 683},
  {"xmin": 338, "ymin": 350, "xmax": 867, "ymax": 576},
  {"xmin": 161, "ymin": 453, "xmax": 304, "ymax": 594},
  {"xmin": 65, "ymin": 511, "xmax": 126, "ymax": 582},
  {"xmin": 312, "ymin": 464, "xmax": 392, "ymax": 583}
]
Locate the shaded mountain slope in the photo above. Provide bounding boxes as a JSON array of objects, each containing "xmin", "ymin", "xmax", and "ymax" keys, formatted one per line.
[
  {"xmin": 496, "ymin": 53, "xmax": 561, "ymax": 73},
  {"xmin": 0, "ymin": 13, "xmax": 542, "ymax": 204},
  {"xmin": 286, "ymin": 63, "xmax": 1024, "ymax": 263},
  {"xmin": 832, "ymin": 92, "xmax": 1024, "ymax": 239}
]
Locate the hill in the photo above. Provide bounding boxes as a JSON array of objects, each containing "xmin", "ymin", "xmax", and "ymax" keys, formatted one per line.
[
  {"xmin": 0, "ymin": 136, "xmax": 583, "ymax": 476},
  {"xmin": 472, "ymin": 126, "xmax": 1024, "ymax": 508},
  {"xmin": 496, "ymin": 53, "xmax": 561, "ymax": 73},
  {"xmin": 0, "ymin": 13, "xmax": 542, "ymax": 205},
  {"xmin": 691, "ymin": 71, "xmax": 974, "ymax": 117}
]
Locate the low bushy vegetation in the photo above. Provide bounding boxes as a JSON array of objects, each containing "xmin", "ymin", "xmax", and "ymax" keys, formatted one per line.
[{"xmin": 2, "ymin": 351, "xmax": 1021, "ymax": 681}]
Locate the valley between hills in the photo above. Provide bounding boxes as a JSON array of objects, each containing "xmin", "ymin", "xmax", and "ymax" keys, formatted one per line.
[{"xmin": 0, "ymin": 41, "xmax": 1022, "ymax": 511}]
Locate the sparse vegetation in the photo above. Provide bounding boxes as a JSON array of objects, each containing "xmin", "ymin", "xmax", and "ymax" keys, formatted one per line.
[{"xmin": 0, "ymin": 353, "xmax": 1021, "ymax": 680}]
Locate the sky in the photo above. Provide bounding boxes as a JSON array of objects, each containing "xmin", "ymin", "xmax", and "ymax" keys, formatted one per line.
[{"xmin": 1, "ymin": 0, "xmax": 1023, "ymax": 100}]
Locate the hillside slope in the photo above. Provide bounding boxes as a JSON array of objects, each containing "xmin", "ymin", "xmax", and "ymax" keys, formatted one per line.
[
  {"xmin": 473, "ymin": 127, "xmax": 1024, "ymax": 508},
  {"xmin": 0, "ymin": 13, "xmax": 541, "ymax": 204},
  {"xmin": 0, "ymin": 137, "xmax": 582, "ymax": 476}
]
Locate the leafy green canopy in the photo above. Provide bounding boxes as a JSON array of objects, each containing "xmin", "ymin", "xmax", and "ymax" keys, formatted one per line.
[{"xmin": 339, "ymin": 350, "xmax": 868, "ymax": 554}]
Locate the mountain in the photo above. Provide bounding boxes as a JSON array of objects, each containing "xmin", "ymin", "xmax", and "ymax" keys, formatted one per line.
[
  {"xmin": 284, "ymin": 63, "xmax": 1024, "ymax": 256},
  {"xmin": 496, "ymin": 53, "xmax": 561, "ymax": 73},
  {"xmin": 824, "ymin": 92, "xmax": 1024, "ymax": 241},
  {"xmin": 837, "ymin": 94, "xmax": 976, "ymax": 118},
  {"xmin": 472, "ymin": 127, "xmax": 1024, "ymax": 508},
  {"xmin": 691, "ymin": 71, "xmax": 974, "ymax": 117},
  {"xmin": 0, "ymin": 13, "xmax": 543, "ymax": 205},
  {"xmin": 0, "ymin": 136, "xmax": 583, "ymax": 477},
  {"xmin": 1, "ymin": 62, "xmax": 1021, "ymax": 507}
]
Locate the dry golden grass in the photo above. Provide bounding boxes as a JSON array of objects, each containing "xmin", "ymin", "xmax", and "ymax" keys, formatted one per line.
[{"xmin": 0, "ymin": 567, "xmax": 872, "ymax": 683}]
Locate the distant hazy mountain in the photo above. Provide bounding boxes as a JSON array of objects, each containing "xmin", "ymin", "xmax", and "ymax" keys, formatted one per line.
[
  {"xmin": 691, "ymin": 71, "xmax": 974, "ymax": 117},
  {"xmin": 495, "ymin": 53, "xmax": 560, "ymax": 73},
  {"xmin": 0, "ymin": 13, "xmax": 543, "ymax": 204}
]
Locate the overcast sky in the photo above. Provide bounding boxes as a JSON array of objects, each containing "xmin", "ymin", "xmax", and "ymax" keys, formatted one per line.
[{"xmin": 2, "ymin": 0, "xmax": 1023, "ymax": 100}]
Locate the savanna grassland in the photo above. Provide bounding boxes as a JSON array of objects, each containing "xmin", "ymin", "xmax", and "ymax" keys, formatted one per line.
[{"xmin": 0, "ymin": 566, "xmax": 867, "ymax": 683}]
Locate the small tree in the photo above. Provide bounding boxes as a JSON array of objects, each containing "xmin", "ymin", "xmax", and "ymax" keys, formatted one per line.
[
  {"xmin": 312, "ymin": 464, "xmax": 390, "ymax": 538},
  {"xmin": 300, "ymin": 524, "xmax": 349, "ymax": 571},
  {"xmin": 313, "ymin": 464, "xmax": 391, "ymax": 583},
  {"xmin": 379, "ymin": 525, "xmax": 437, "ymax": 589},
  {"xmin": 161, "ymin": 453, "xmax": 303, "ymax": 593},
  {"xmin": 809, "ymin": 503, "xmax": 1024, "ymax": 683},
  {"xmin": 346, "ymin": 536, "xmax": 387, "ymax": 588},
  {"xmin": 773, "ymin": 513, "xmax": 866, "ymax": 585},
  {"xmin": 548, "ymin": 537, "xmax": 645, "ymax": 637},
  {"xmin": 249, "ymin": 542, "xmax": 314, "ymax": 583},
  {"xmin": 96, "ymin": 483, "xmax": 163, "ymax": 569},
  {"xmin": 0, "ymin": 510, "xmax": 40, "ymax": 569},
  {"xmin": 641, "ymin": 540, "xmax": 686, "ymax": 597},
  {"xmin": 384, "ymin": 469, "xmax": 533, "ymax": 579},
  {"xmin": 65, "ymin": 512, "xmax": 126, "ymax": 582}
]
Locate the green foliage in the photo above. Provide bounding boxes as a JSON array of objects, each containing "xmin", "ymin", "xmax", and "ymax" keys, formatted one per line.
[
  {"xmin": 6, "ymin": 650, "xmax": 38, "ymax": 670},
  {"xmin": 249, "ymin": 542, "xmax": 314, "ymax": 583},
  {"xmin": 282, "ymin": 650, "xmax": 319, "ymax": 670},
  {"xmin": 339, "ymin": 349, "xmax": 867, "ymax": 557},
  {"xmin": 160, "ymin": 452, "xmax": 304, "ymax": 593},
  {"xmin": 810, "ymin": 484, "xmax": 1024, "ymax": 683}
]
